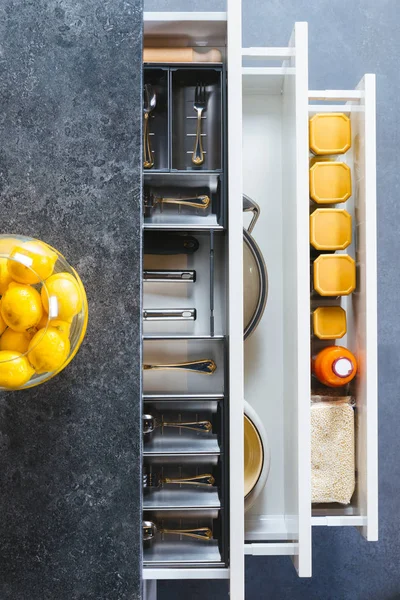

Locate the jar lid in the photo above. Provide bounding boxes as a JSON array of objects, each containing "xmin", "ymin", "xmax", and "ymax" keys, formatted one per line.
[
  {"xmin": 310, "ymin": 208, "xmax": 352, "ymax": 250},
  {"xmin": 314, "ymin": 254, "xmax": 356, "ymax": 296},
  {"xmin": 309, "ymin": 161, "xmax": 352, "ymax": 204},
  {"xmin": 309, "ymin": 113, "xmax": 351, "ymax": 155},
  {"xmin": 332, "ymin": 357, "xmax": 354, "ymax": 378},
  {"xmin": 313, "ymin": 306, "xmax": 347, "ymax": 340}
]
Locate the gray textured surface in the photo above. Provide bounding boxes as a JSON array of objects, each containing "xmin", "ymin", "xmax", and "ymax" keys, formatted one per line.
[
  {"xmin": 0, "ymin": 1, "xmax": 143, "ymax": 599},
  {"xmin": 144, "ymin": 1, "xmax": 399, "ymax": 599}
]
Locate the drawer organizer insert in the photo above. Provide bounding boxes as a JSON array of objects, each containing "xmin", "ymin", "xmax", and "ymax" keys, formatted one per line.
[{"xmin": 142, "ymin": 60, "xmax": 229, "ymax": 569}]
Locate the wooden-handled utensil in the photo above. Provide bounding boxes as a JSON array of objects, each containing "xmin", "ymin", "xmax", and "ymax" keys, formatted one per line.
[
  {"xmin": 143, "ymin": 358, "xmax": 216, "ymax": 375},
  {"xmin": 144, "ymin": 191, "xmax": 210, "ymax": 216},
  {"xmin": 143, "ymin": 521, "xmax": 213, "ymax": 542},
  {"xmin": 143, "ymin": 84, "xmax": 156, "ymax": 169},
  {"xmin": 143, "ymin": 471, "xmax": 215, "ymax": 488}
]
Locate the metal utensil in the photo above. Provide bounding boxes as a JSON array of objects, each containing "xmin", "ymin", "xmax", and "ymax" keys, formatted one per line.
[
  {"xmin": 192, "ymin": 83, "xmax": 207, "ymax": 165},
  {"xmin": 143, "ymin": 84, "xmax": 156, "ymax": 169},
  {"xmin": 143, "ymin": 414, "xmax": 212, "ymax": 435},
  {"xmin": 143, "ymin": 358, "xmax": 216, "ymax": 375},
  {"xmin": 143, "ymin": 270, "xmax": 196, "ymax": 283},
  {"xmin": 143, "ymin": 520, "xmax": 213, "ymax": 542},
  {"xmin": 143, "ymin": 471, "xmax": 215, "ymax": 488},
  {"xmin": 143, "ymin": 308, "xmax": 196, "ymax": 321},
  {"xmin": 144, "ymin": 191, "xmax": 210, "ymax": 216}
]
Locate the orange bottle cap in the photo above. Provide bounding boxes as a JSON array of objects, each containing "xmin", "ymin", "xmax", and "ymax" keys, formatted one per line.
[
  {"xmin": 309, "ymin": 113, "xmax": 351, "ymax": 155},
  {"xmin": 310, "ymin": 209, "xmax": 352, "ymax": 250},
  {"xmin": 314, "ymin": 254, "xmax": 356, "ymax": 296},
  {"xmin": 313, "ymin": 306, "xmax": 347, "ymax": 340},
  {"xmin": 309, "ymin": 162, "xmax": 352, "ymax": 205}
]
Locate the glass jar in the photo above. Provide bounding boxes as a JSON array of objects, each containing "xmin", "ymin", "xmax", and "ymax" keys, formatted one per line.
[{"xmin": 0, "ymin": 235, "xmax": 88, "ymax": 390}]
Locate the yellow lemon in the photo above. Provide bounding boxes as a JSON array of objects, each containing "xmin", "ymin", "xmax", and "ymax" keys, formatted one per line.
[
  {"xmin": 8, "ymin": 240, "xmax": 57, "ymax": 284},
  {"xmin": 49, "ymin": 319, "xmax": 71, "ymax": 338},
  {"xmin": 0, "ymin": 302, "xmax": 6, "ymax": 335},
  {"xmin": 0, "ymin": 350, "xmax": 34, "ymax": 389},
  {"xmin": 0, "ymin": 236, "xmax": 19, "ymax": 256},
  {"xmin": 36, "ymin": 313, "xmax": 50, "ymax": 330},
  {"xmin": 0, "ymin": 329, "xmax": 33, "ymax": 353},
  {"xmin": 41, "ymin": 273, "xmax": 82, "ymax": 321},
  {"xmin": 1, "ymin": 283, "xmax": 43, "ymax": 332},
  {"xmin": 0, "ymin": 258, "xmax": 14, "ymax": 295},
  {"xmin": 28, "ymin": 327, "xmax": 70, "ymax": 374}
]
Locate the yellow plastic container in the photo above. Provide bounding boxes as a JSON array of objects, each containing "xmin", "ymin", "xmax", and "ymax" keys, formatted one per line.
[
  {"xmin": 309, "ymin": 113, "xmax": 351, "ymax": 155},
  {"xmin": 313, "ymin": 254, "xmax": 356, "ymax": 296},
  {"xmin": 309, "ymin": 161, "xmax": 352, "ymax": 204},
  {"xmin": 313, "ymin": 306, "xmax": 347, "ymax": 340},
  {"xmin": 310, "ymin": 209, "xmax": 352, "ymax": 251}
]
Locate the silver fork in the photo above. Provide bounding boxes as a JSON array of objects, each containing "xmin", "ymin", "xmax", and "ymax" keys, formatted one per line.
[{"xmin": 192, "ymin": 83, "xmax": 207, "ymax": 166}]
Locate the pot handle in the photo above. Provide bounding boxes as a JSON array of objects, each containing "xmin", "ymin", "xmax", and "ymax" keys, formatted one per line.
[{"xmin": 243, "ymin": 194, "xmax": 260, "ymax": 234}]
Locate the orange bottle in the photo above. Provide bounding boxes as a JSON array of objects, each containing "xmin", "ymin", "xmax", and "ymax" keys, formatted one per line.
[{"xmin": 313, "ymin": 345, "xmax": 357, "ymax": 387}]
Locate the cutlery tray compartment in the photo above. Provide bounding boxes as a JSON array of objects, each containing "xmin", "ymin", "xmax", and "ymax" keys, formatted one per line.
[
  {"xmin": 143, "ymin": 337, "xmax": 227, "ymax": 395},
  {"xmin": 171, "ymin": 67, "xmax": 223, "ymax": 171},
  {"xmin": 143, "ymin": 455, "xmax": 222, "ymax": 509},
  {"xmin": 143, "ymin": 172, "xmax": 225, "ymax": 229},
  {"xmin": 143, "ymin": 231, "xmax": 227, "ymax": 336},
  {"xmin": 144, "ymin": 68, "xmax": 169, "ymax": 171},
  {"xmin": 143, "ymin": 397, "xmax": 223, "ymax": 456},
  {"xmin": 143, "ymin": 509, "xmax": 225, "ymax": 567}
]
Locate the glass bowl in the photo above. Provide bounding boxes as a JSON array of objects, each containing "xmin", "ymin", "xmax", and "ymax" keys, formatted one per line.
[{"xmin": 0, "ymin": 235, "xmax": 88, "ymax": 390}]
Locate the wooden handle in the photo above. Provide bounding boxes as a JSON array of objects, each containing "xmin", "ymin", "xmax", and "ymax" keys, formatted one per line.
[{"xmin": 143, "ymin": 48, "xmax": 222, "ymax": 63}]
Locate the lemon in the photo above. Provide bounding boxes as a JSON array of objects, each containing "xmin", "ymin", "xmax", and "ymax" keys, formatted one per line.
[
  {"xmin": 41, "ymin": 272, "xmax": 82, "ymax": 321},
  {"xmin": 36, "ymin": 313, "xmax": 50, "ymax": 330},
  {"xmin": 0, "ymin": 237, "xmax": 19, "ymax": 256},
  {"xmin": 28, "ymin": 328, "xmax": 70, "ymax": 374},
  {"xmin": 0, "ymin": 303, "xmax": 6, "ymax": 335},
  {"xmin": 0, "ymin": 350, "xmax": 34, "ymax": 389},
  {"xmin": 49, "ymin": 319, "xmax": 71, "ymax": 338},
  {"xmin": 8, "ymin": 240, "xmax": 57, "ymax": 284},
  {"xmin": 1, "ymin": 283, "xmax": 43, "ymax": 332},
  {"xmin": 0, "ymin": 329, "xmax": 33, "ymax": 353},
  {"xmin": 0, "ymin": 258, "xmax": 14, "ymax": 295}
]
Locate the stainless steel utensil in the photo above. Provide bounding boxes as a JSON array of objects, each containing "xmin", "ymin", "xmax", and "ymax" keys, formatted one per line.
[
  {"xmin": 143, "ymin": 471, "xmax": 215, "ymax": 488},
  {"xmin": 143, "ymin": 308, "xmax": 196, "ymax": 321},
  {"xmin": 243, "ymin": 195, "xmax": 268, "ymax": 340},
  {"xmin": 142, "ymin": 414, "xmax": 213, "ymax": 435},
  {"xmin": 143, "ymin": 84, "xmax": 156, "ymax": 169},
  {"xmin": 192, "ymin": 83, "xmax": 207, "ymax": 165},
  {"xmin": 143, "ymin": 520, "xmax": 213, "ymax": 542},
  {"xmin": 143, "ymin": 358, "xmax": 216, "ymax": 375},
  {"xmin": 143, "ymin": 270, "xmax": 196, "ymax": 283},
  {"xmin": 144, "ymin": 191, "xmax": 210, "ymax": 216}
]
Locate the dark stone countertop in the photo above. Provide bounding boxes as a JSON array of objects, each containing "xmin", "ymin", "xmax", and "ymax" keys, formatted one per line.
[{"xmin": 0, "ymin": 1, "xmax": 143, "ymax": 599}]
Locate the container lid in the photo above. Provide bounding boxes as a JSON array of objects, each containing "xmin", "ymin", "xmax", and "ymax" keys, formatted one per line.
[
  {"xmin": 313, "ymin": 306, "xmax": 347, "ymax": 340},
  {"xmin": 309, "ymin": 113, "xmax": 351, "ymax": 155},
  {"xmin": 309, "ymin": 161, "xmax": 352, "ymax": 204},
  {"xmin": 332, "ymin": 357, "xmax": 354, "ymax": 378},
  {"xmin": 314, "ymin": 254, "xmax": 356, "ymax": 296},
  {"xmin": 310, "ymin": 209, "xmax": 352, "ymax": 250}
]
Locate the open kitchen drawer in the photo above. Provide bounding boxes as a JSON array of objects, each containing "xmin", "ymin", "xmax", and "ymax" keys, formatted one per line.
[{"xmin": 142, "ymin": 6, "xmax": 377, "ymax": 600}]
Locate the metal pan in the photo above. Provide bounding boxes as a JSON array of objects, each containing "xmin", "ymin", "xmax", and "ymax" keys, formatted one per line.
[{"xmin": 243, "ymin": 195, "xmax": 268, "ymax": 339}]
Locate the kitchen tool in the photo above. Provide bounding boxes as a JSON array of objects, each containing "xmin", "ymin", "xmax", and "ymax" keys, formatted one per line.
[
  {"xmin": 144, "ymin": 233, "xmax": 199, "ymax": 255},
  {"xmin": 244, "ymin": 400, "xmax": 270, "ymax": 512},
  {"xmin": 310, "ymin": 208, "xmax": 352, "ymax": 250},
  {"xmin": 143, "ymin": 84, "xmax": 156, "ymax": 169},
  {"xmin": 143, "ymin": 471, "xmax": 215, "ymax": 488},
  {"xmin": 143, "ymin": 358, "xmax": 216, "ymax": 375},
  {"xmin": 144, "ymin": 191, "xmax": 210, "ymax": 216},
  {"xmin": 143, "ymin": 414, "xmax": 212, "ymax": 434},
  {"xmin": 143, "ymin": 521, "xmax": 213, "ymax": 542},
  {"xmin": 309, "ymin": 112, "xmax": 351, "ymax": 155},
  {"xmin": 143, "ymin": 270, "xmax": 196, "ymax": 283},
  {"xmin": 192, "ymin": 83, "xmax": 207, "ymax": 165},
  {"xmin": 313, "ymin": 345, "xmax": 357, "ymax": 387},
  {"xmin": 0, "ymin": 235, "xmax": 87, "ymax": 391},
  {"xmin": 143, "ymin": 47, "xmax": 222, "ymax": 63},
  {"xmin": 309, "ymin": 161, "xmax": 352, "ymax": 204},
  {"xmin": 243, "ymin": 195, "xmax": 268, "ymax": 339},
  {"xmin": 143, "ymin": 308, "xmax": 196, "ymax": 321},
  {"xmin": 313, "ymin": 254, "xmax": 356, "ymax": 296},
  {"xmin": 313, "ymin": 306, "xmax": 347, "ymax": 340}
]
